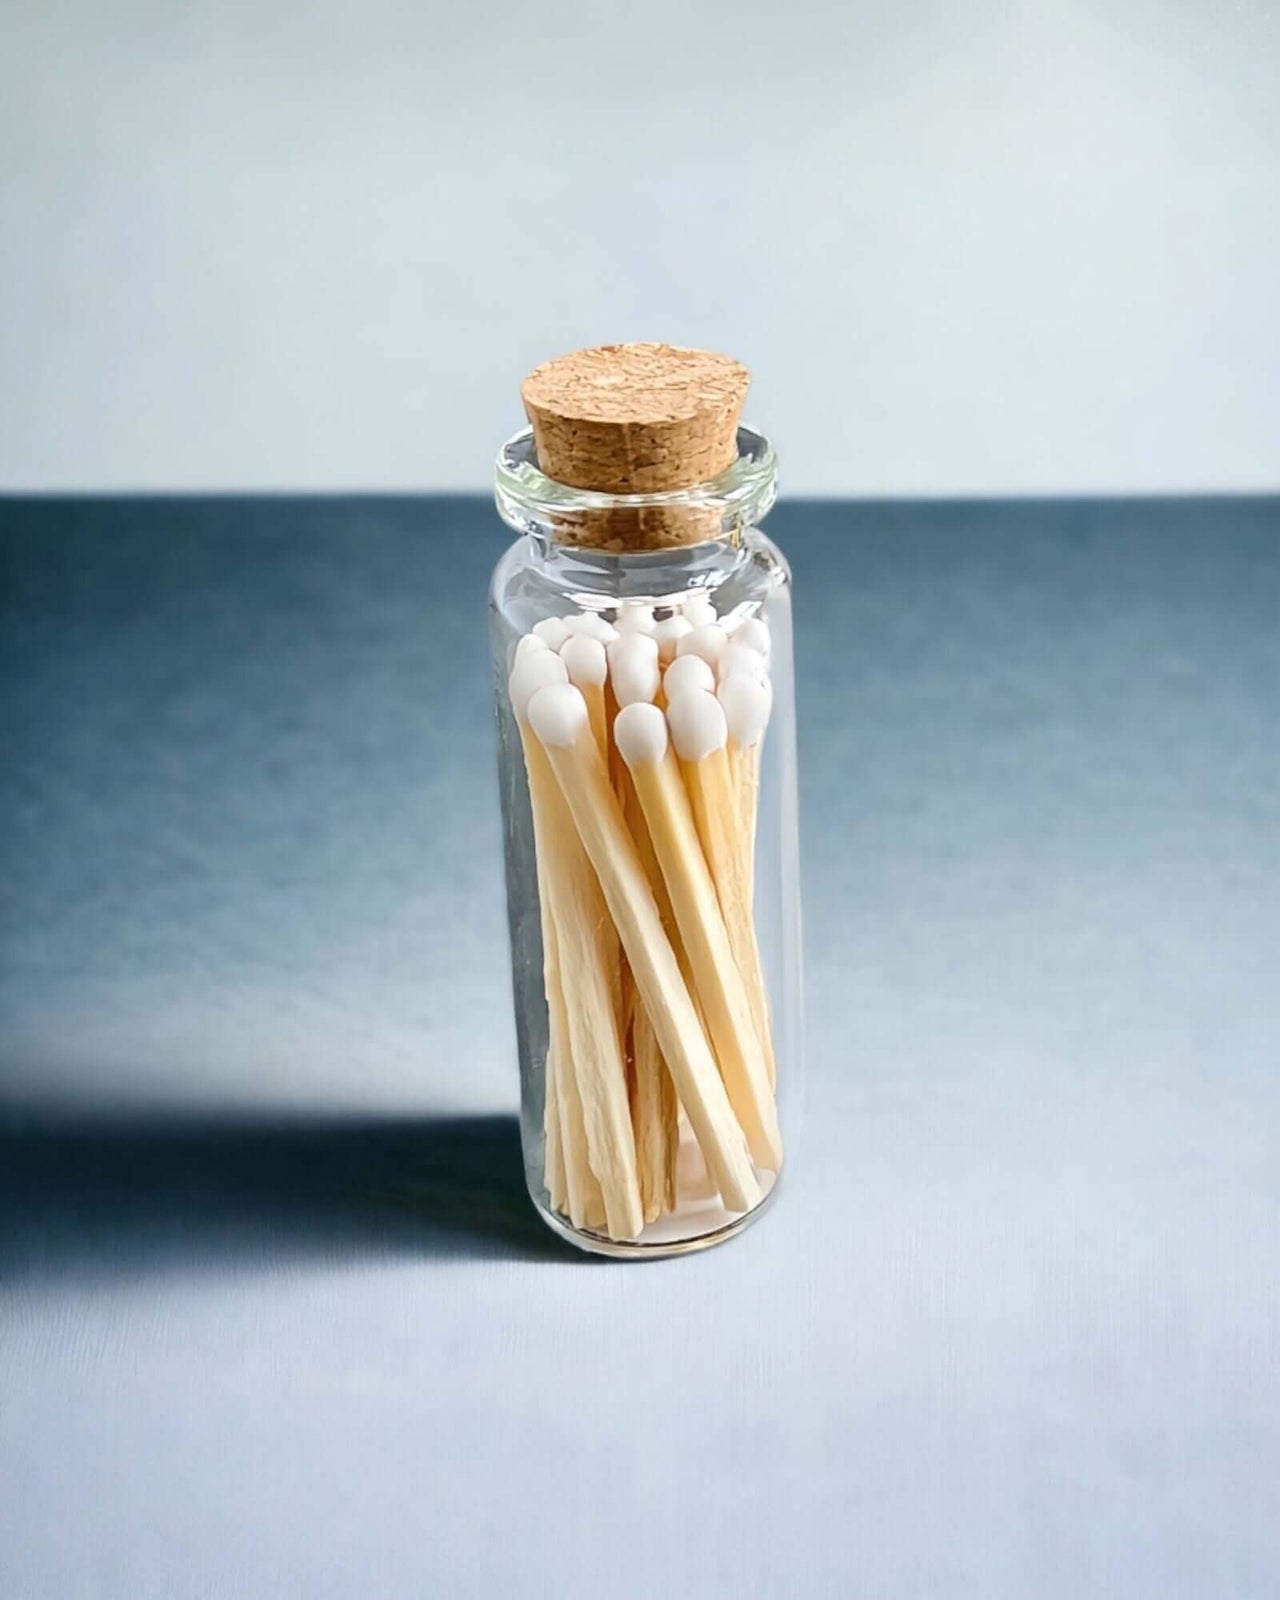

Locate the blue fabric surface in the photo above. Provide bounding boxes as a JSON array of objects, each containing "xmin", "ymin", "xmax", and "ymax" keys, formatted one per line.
[{"xmin": 2, "ymin": 496, "xmax": 1278, "ymax": 1597}]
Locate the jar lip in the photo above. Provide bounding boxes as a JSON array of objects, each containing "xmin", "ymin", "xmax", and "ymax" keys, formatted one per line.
[{"xmin": 494, "ymin": 425, "xmax": 777, "ymax": 537}]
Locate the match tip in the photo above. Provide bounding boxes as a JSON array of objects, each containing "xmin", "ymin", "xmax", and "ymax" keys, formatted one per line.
[
  {"xmin": 719, "ymin": 641, "xmax": 768, "ymax": 685},
  {"xmin": 615, "ymin": 602, "xmax": 656, "ymax": 636},
  {"xmin": 663, "ymin": 652, "xmax": 716, "ymax": 700},
  {"xmin": 532, "ymin": 616, "xmax": 571, "ymax": 650},
  {"xmin": 614, "ymin": 701, "xmax": 668, "ymax": 767},
  {"xmin": 509, "ymin": 649, "xmax": 568, "ymax": 719},
  {"xmin": 608, "ymin": 631, "xmax": 658, "ymax": 668},
  {"xmin": 610, "ymin": 634, "xmax": 661, "ymax": 707},
  {"xmin": 652, "ymin": 614, "xmax": 693, "ymax": 664},
  {"xmin": 675, "ymin": 623, "xmax": 728, "ymax": 668},
  {"xmin": 527, "ymin": 681, "xmax": 588, "ymax": 748},
  {"xmin": 564, "ymin": 612, "xmax": 620, "ymax": 646},
  {"xmin": 560, "ymin": 632, "xmax": 607, "ymax": 688},
  {"xmin": 682, "ymin": 595, "xmax": 718, "ymax": 630},
  {"xmin": 512, "ymin": 632, "xmax": 549, "ymax": 667},
  {"xmin": 734, "ymin": 616, "xmax": 771, "ymax": 658},
  {"xmin": 717, "ymin": 673, "xmax": 772, "ymax": 747},
  {"xmin": 666, "ymin": 688, "xmax": 728, "ymax": 761}
]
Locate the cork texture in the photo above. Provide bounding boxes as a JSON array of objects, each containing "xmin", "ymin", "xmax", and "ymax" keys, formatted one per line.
[{"xmin": 521, "ymin": 343, "xmax": 750, "ymax": 550}]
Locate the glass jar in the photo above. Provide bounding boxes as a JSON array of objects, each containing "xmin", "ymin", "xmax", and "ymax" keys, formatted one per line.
[{"xmin": 489, "ymin": 425, "xmax": 801, "ymax": 1257}]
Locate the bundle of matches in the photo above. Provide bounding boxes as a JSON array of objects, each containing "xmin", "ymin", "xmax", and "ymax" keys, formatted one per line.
[{"xmin": 508, "ymin": 597, "xmax": 778, "ymax": 1240}]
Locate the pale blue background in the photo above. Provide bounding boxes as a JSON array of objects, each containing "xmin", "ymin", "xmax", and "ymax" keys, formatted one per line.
[
  {"xmin": 2, "ymin": 496, "xmax": 1278, "ymax": 1596},
  {"xmin": 3, "ymin": 1, "xmax": 1279, "ymax": 496}
]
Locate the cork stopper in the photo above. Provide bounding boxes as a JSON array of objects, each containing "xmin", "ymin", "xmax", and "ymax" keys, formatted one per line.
[{"xmin": 521, "ymin": 343, "xmax": 750, "ymax": 550}]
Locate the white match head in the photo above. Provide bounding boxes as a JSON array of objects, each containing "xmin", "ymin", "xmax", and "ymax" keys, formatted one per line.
[
  {"xmin": 663, "ymin": 652, "xmax": 716, "ymax": 700},
  {"xmin": 734, "ymin": 616, "xmax": 771, "ymax": 658},
  {"xmin": 532, "ymin": 616, "xmax": 571, "ymax": 650},
  {"xmin": 615, "ymin": 602, "xmax": 656, "ymax": 636},
  {"xmin": 607, "ymin": 631, "xmax": 658, "ymax": 670},
  {"xmin": 652, "ymin": 614, "xmax": 693, "ymax": 665},
  {"xmin": 666, "ymin": 688, "xmax": 728, "ymax": 762},
  {"xmin": 675, "ymin": 623, "xmax": 728, "ymax": 670},
  {"xmin": 526, "ymin": 682, "xmax": 588, "ymax": 748},
  {"xmin": 717, "ymin": 673, "xmax": 772, "ymax": 747},
  {"xmin": 613, "ymin": 701, "xmax": 668, "ymax": 768},
  {"xmin": 563, "ymin": 612, "xmax": 620, "ymax": 646},
  {"xmin": 718, "ymin": 641, "xmax": 768, "ymax": 684},
  {"xmin": 512, "ymin": 632, "xmax": 549, "ymax": 667},
  {"xmin": 560, "ymin": 633, "xmax": 607, "ymax": 689},
  {"xmin": 682, "ymin": 595, "xmax": 718, "ymax": 630},
  {"xmin": 609, "ymin": 634, "xmax": 661, "ymax": 707},
  {"xmin": 508, "ymin": 649, "xmax": 568, "ymax": 720}
]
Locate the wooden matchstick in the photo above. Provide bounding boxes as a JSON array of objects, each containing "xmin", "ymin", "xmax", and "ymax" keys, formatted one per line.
[
  {"xmin": 527, "ymin": 683, "xmax": 761, "ymax": 1215},
  {"xmin": 509, "ymin": 646, "xmax": 589, "ymax": 1222},
  {"xmin": 630, "ymin": 993, "xmax": 680, "ymax": 1218},
  {"xmin": 540, "ymin": 921, "xmax": 568, "ymax": 1213},
  {"xmin": 616, "ymin": 750, "xmax": 681, "ymax": 1221},
  {"xmin": 717, "ymin": 667, "xmax": 772, "ymax": 908},
  {"xmin": 667, "ymin": 686, "xmax": 778, "ymax": 1093},
  {"xmin": 561, "ymin": 633, "xmax": 610, "ymax": 765},
  {"xmin": 610, "ymin": 630, "xmax": 687, "ymax": 1216},
  {"xmin": 543, "ymin": 909, "xmax": 606, "ymax": 1230},
  {"xmin": 566, "ymin": 628, "xmax": 667, "ymax": 1215},
  {"xmin": 615, "ymin": 702, "xmax": 782, "ymax": 1172},
  {"xmin": 512, "ymin": 650, "xmax": 641, "ymax": 1239},
  {"xmin": 520, "ymin": 727, "xmax": 605, "ymax": 1230},
  {"xmin": 524, "ymin": 730, "xmax": 642, "ymax": 1238}
]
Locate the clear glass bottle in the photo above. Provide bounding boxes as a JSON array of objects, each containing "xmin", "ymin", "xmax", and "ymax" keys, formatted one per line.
[{"xmin": 490, "ymin": 425, "xmax": 801, "ymax": 1257}]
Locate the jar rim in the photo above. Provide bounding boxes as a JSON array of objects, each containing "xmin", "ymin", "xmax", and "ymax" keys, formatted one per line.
[{"xmin": 494, "ymin": 425, "xmax": 777, "ymax": 543}]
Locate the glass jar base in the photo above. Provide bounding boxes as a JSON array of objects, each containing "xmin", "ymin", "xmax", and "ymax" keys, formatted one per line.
[{"xmin": 533, "ymin": 1169, "xmax": 780, "ymax": 1260}]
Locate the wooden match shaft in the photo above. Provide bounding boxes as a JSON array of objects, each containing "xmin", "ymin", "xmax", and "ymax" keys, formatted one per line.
[
  {"xmin": 631, "ymin": 1007, "xmax": 679, "ymax": 1217},
  {"xmin": 520, "ymin": 726, "xmax": 640, "ymax": 1237},
  {"xmin": 536, "ymin": 726, "xmax": 761, "ymax": 1213},
  {"xmin": 606, "ymin": 692, "xmax": 661, "ymax": 1224},
  {"xmin": 536, "ymin": 755, "xmax": 644, "ymax": 1239},
  {"xmin": 544, "ymin": 916, "xmax": 605, "ymax": 1229},
  {"xmin": 519, "ymin": 724, "xmax": 603, "ymax": 1228},
  {"xmin": 727, "ymin": 739, "xmax": 760, "ymax": 902},
  {"xmin": 577, "ymin": 670, "xmax": 630, "ymax": 1094},
  {"xmin": 581, "ymin": 679, "xmax": 608, "ymax": 764},
  {"xmin": 515, "ymin": 714, "xmax": 575, "ymax": 1219},
  {"xmin": 610, "ymin": 661, "xmax": 696, "ymax": 1216},
  {"xmin": 619, "ymin": 775, "xmax": 680, "ymax": 1220},
  {"xmin": 726, "ymin": 736, "xmax": 768, "ymax": 1082},
  {"xmin": 683, "ymin": 743, "xmax": 778, "ymax": 1091},
  {"xmin": 541, "ymin": 920, "xmax": 567, "ymax": 1213},
  {"xmin": 625, "ymin": 749, "xmax": 782, "ymax": 1171}
]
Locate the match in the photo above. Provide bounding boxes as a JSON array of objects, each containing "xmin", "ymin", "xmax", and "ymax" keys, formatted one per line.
[
  {"xmin": 526, "ymin": 681, "xmax": 761, "ymax": 1214},
  {"xmin": 510, "ymin": 649, "xmax": 643, "ymax": 1239},
  {"xmin": 666, "ymin": 685, "xmax": 778, "ymax": 1092},
  {"xmin": 615, "ymin": 701, "xmax": 781, "ymax": 1171}
]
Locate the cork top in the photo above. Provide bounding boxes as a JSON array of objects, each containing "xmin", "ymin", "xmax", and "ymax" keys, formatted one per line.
[{"xmin": 523, "ymin": 339, "xmax": 749, "ymax": 485}]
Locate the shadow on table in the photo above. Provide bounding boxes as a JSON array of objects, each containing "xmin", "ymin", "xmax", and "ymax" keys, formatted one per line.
[{"xmin": 0, "ymin": 1101, "xmax": 582, "ymax": 1281}]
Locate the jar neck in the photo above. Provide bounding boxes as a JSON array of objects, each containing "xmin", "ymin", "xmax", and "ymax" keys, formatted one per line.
[
  {"xmin": 512, "ymin": 529, "xmax": 761, "ymax": 611},
  {"xmin": 494, "ymin": 425, "xmax": 777, "ymax": 555}
]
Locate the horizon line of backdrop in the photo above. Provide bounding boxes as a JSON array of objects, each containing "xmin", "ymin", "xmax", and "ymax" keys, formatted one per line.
[{"xmin": 2, "ymin": 0, "xmax": 1278, "ymax": 498}]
